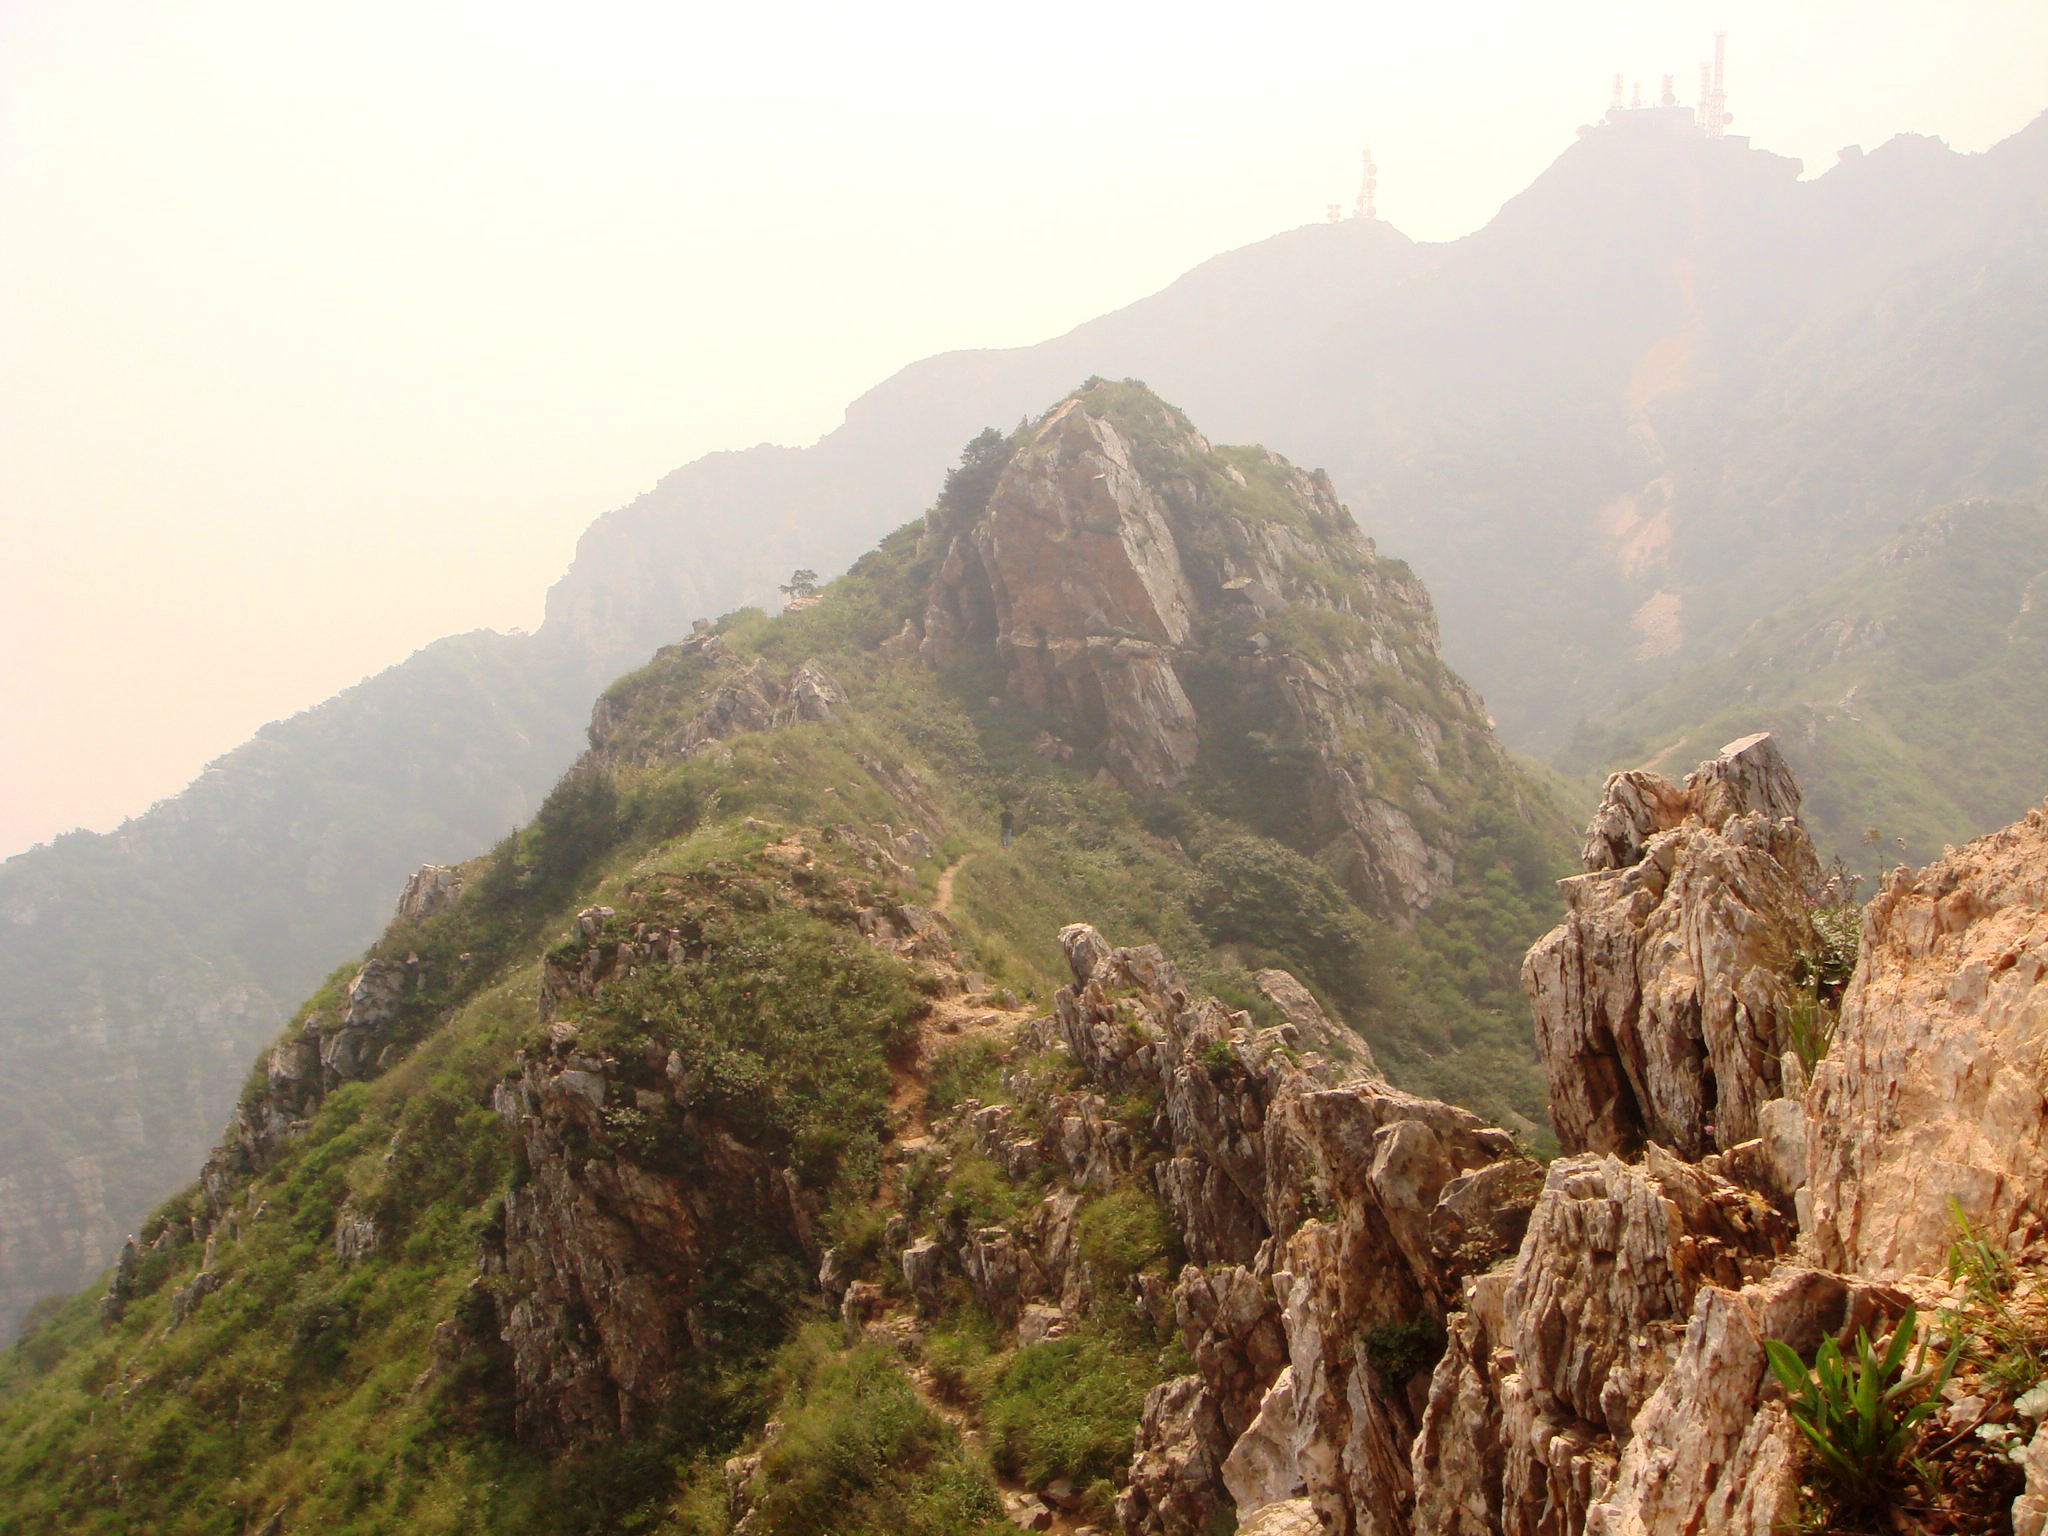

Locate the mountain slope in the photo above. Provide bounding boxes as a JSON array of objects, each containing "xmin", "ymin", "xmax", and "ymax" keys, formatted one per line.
[
  {"xmin": 0, "ymin": 631, "xmax": 607, "ymax": 1333},
  {"xmin": 7, "ymin": 106, "xmax": 2043, "ymax": 1339},
  {"xmin": 0, "ymin": 384, "xmax": 1572, "ymax": 1536},
  {"xmin": 1561, "ymin": 498, "xmax": 2048, "ymax": 874}
]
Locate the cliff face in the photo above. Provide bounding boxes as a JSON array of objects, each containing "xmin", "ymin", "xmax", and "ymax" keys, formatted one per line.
[
  {"xmin": 1407, "ymin": 740, "xmax": 2048, "ymax": 1536},
  {"xmin": 1809, "ymin": 805, "xmax": 2048, "ymax": 1278}
]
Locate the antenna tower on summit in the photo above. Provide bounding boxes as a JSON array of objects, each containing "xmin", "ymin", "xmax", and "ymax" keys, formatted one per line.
[
  {"xmin": 1697, "ymin": 31, "xmax": 1731, "ymax": 137},
  {"xmin": 1353, "ymin": 149, "xmax": 1377, "ymax": 221}
]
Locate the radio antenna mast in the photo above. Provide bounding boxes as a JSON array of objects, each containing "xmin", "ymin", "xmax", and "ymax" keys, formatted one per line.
[{"xmin": 1353, "ymin": 149, "xmax": 1377, "ymax": 221}]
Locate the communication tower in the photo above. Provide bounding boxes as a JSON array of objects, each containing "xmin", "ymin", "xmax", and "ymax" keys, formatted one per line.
[
  {"xmin": 1697, "ymin": 32, "xmax": 1732, "ymax": 137},
  {"xmin": 1353, "ymin": 149, "xmax": 1378, "ymax": 221}
]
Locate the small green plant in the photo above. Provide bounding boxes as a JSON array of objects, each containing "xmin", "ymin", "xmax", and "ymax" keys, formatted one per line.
[
  {"xmin": 1780, "ymin": 991, "xmax": 1839, "ymax": 1075},
  {"xmin": 1949, "ymin": 1199, "xmax": 2017, "ymax": 1300},
  {"xmin": 1944, "ymin": 1199, "xmax": 2046, "ymax": 1393},
  {"xmin": 1358, "ymin": 1314, "xmax": 1445, "ymax": 1381},
  {"xmin": 1199, "ymin": 1038, "xmax": 1236, "ymax": 1077},
  {"xmin": 1764, "ymin": 1305, "xmax": 1956, "ymax": 1499}
]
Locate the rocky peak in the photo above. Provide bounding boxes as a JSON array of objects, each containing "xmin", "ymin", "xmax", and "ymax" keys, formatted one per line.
[
  {"xmin": 921, "ymin": 394, "xmax": 1206, "ymax": 792},
  {"xmin": 586, "ymin": 633, "xmax": 848, "ymax": 767},
  {"xmin": 917, "ymin": 381, "xmax": 1523, "ymax": 917},
  {"xmin": 1527, "ymin": 732, "xmax": 1821, "ymax": 1158}
]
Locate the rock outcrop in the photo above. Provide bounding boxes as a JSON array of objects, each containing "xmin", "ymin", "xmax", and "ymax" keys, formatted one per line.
[
  {"xmin": 1409, "ymin": 752, "xmax": 2048, "ymax": 1536},
  {"xmin": 1037, "ymin": 925, "xmax": 1542, "ymax": 1536},
  {"xmin": 1524, "ymin": 733, "xmax": 1820, "ymax": 1158},
  {"xmin": 915, "ymin": 384, "xmax": 1530, "ymax": 917},
  {"xmin": 483, "ymin": 1031, "xmax": 817, "ymax": 1446},
  {"xmin": 1809, "ymin": 802, "xmax": 2048, "ymax": 1278},
  {"xmin": 587, "ymin": 634, "xmax": 848, "ymax": 768}
]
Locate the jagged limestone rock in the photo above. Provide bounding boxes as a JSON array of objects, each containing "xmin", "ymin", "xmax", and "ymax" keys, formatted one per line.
[
  {"xmin": 1809, "ymin": 800, "xmax": 2048, "ymax": 1277},
  {"xmin": 394, "ymin": 863, "xmax": 464, "ymax": 920},
  {"xmin": 1581, "ymin": 1267, "xmax": 1879, "ymax": 1536},
  {"xmin": 1407, "ymin": 1146, "xmax": 1795, "ymax": 1533},
  {"xmin": 1048, "ymin": 926, "xmax": 1539, "ymax": 1535},
  {"xmin": 1524, "ymin": 733, "xmax": 1820, "ymax": 1158}
]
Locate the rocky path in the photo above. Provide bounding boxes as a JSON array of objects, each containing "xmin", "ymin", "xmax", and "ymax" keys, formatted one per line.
[{"xmin": 933, "ymin": 853, "xmax": 970, "ymax": 915}]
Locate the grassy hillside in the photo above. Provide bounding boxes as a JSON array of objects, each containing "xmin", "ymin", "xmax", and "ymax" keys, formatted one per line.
[
  {"xmin": 1562, "ymin": 499, "xmax": 2048, "ymax": 873},
  {"xmin": 0, "ymin": 387, "xmax": 1572, "ymax": 1534}
]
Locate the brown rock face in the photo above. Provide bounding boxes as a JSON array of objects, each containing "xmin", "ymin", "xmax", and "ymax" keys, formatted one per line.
[
  {"xmin": 1046, "ymin": 925, "xmax": 1540, "ymax": 1536},
  {"xmin": 1524, "ymin": 734, "xmax": 1820, "ymax": 1158},
  {"xmin": 484, "ymin": 1043, "xmax": 816, "ymax": 1447},
  {"xmin": 918, "ymin": 384, "xmax": 1529, "ymax": 917},
  {"xmin": 922, "ymin": 398, "xmax": 1202, "ymax": 793},
  {"xmin": 1809, "ymin": 801, "xmax": 2048, "ymax": 1277}
]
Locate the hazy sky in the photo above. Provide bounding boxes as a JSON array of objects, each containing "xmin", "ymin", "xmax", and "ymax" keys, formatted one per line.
[{"xmin": 2, "ymin": 0, "xmax": 2043, "ymax": 860}]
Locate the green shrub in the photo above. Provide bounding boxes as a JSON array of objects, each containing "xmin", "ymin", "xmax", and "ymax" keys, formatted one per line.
[
  {"xmin": 1075, "ymin": 1187, "xmax": 1174, "ymax": 1285},
  {"xmin": 746, "ymin": 1330, "xmax": 1007, "ymax": 1536},
  {"xmin": 1945, "ymin": 1200, "xmax": 2047, "ymax": 1393},
  {"xmin": 984, "ymin": 1332, "xmax": 1155, "ymax": 1491},
  {"xmin": 1358, "ymin": 1313, "xmax": 1445, "ymax": 1381},
  {"xmin": 926, "ymin": 1037, "xmax": 1004, "ymax": 1118},
  {"xmin": 1764, "ymin": 1304, "xmax": 1955, "ymax": 1500}
]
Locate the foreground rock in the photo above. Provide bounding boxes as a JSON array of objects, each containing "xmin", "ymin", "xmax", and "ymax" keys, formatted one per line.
[
  {"xmin": 1809, "ymin": 802, "xmax": 2048, "ymax": 1277},
  {"xmin": 1409, "ymin": 746, "xmax": 2048, "ymax": 1536},
  {"xmin": 1040, "ymin": 926, "xmax": 1540, "ymax": 1535}
]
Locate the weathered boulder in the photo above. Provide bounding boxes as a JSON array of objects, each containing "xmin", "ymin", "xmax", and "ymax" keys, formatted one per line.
[
  {"xmin": 901, "ymin": 1237, "xmax": 945, "ymax": 1314},
  {"xmin": 1408, "ymin": 1147, "xmax": 1794, "ymax": 1534},
  {"xmin": 1121, "ymin": 1374, "xmax": 1234, "ymax": 1536},
  {"xmin": 333, "ymin": 1202, "xmax": 381, "ymax": 1265},
  {"xmin": 1525, "ymin": 734, "xmax": 1820, "ymax": 1158},
  {"xmin": 1253, "ymin": 966, "xmax": 1381, "ymax": 1079},
  {"xmin": 1582, "ymin": 1267, "xmax": 1874, "ymax": 1536}
]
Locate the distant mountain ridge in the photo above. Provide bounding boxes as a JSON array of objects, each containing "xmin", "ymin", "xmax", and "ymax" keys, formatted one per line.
[
  {"xmin": 1564, "ymin": 497, "xmax": 2048, "ymax": 872},
  {"xmin": 2, "ymin": 107, "xmax": 2043, "ymax": 1335}
]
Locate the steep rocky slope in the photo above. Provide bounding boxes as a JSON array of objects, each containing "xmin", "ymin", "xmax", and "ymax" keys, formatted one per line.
[
  {"xmin": 0, "ymin": 383, "xmax": 1569, "ymax": 1534},
  {"xmin": 0, "ymin": 630, "xmax": 604, "ymax": 1337}
]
